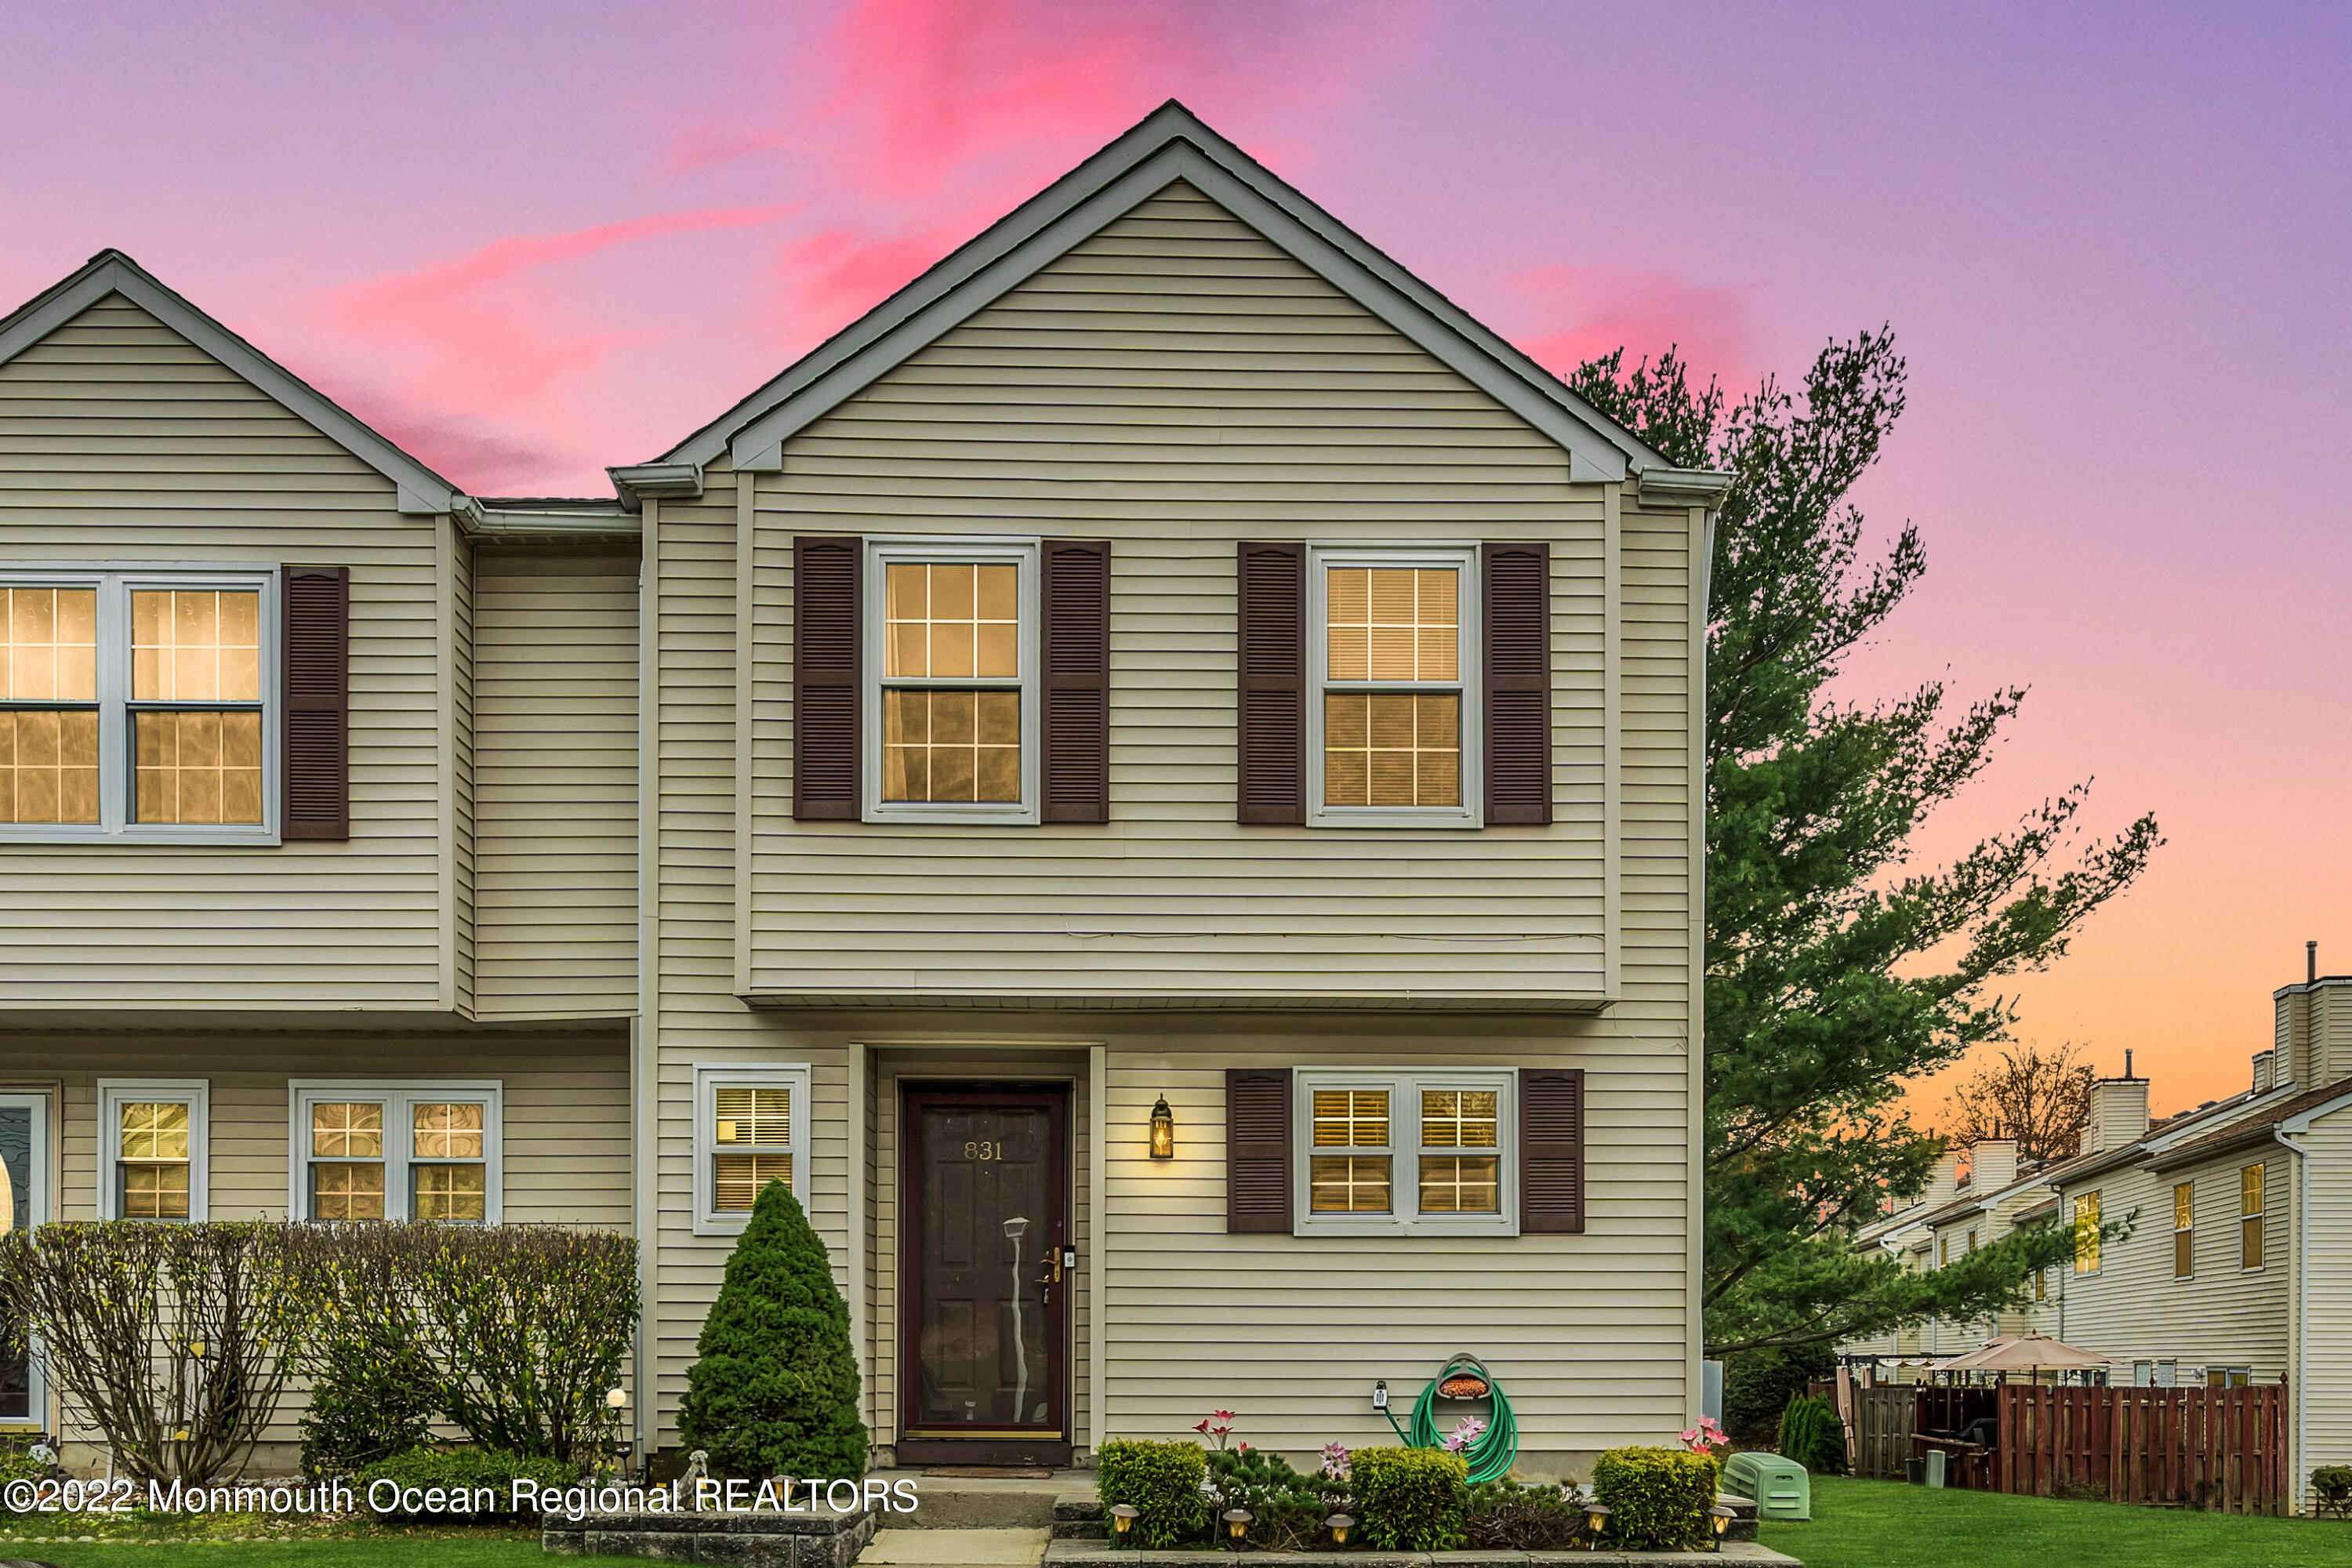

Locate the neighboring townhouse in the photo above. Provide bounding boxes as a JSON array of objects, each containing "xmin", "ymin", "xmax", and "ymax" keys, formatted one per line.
[{"xmin": 0, "ymin": 103, "xmax": 1725, "ymax": 1477}]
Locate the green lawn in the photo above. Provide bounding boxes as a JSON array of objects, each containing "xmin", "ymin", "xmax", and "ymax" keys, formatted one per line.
[
  {"xmin": 0, "ymin": 1526, "xmax": 544, "ymax": 1567},
  {"xmin": 1760, "ymin": 1475, "xmax": 2338, "ymax": 1568}
]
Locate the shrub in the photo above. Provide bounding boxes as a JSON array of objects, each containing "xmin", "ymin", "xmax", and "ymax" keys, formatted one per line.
[
  {"xmin": 1722, "ymin": 1345, "xmax": 1833, "ymax": 1447},
  {"xmin": 0, "ymin": 1221, "xmax": 328, "ymax": 1483},
  {"xmin": 298, "ymin": 1329, "xmax": 436, "ymax": 1478},
  {"xmin": 2312, "ymin": 1464, "xmax": 2352, "ymax": 1519},
  {"xmin": 310, "ymin": 1221, "xmax": 640, "ymax": 1466},
  {"xmin": 677, "ymin": 1181, "xmax": 866, "ymax": 1481},
  {"xmin": 1592, "ymin": 1446, "xmax": 1719, "ymax": 1550},
  {"xmin": 357, "ymin": 1445, "xmax": 577, "ymax": 1520},
  {"xmin": 1353, "ymin": 1446, "xmax": 1468, "ymax": 1552},
  {"xmin": 1465, "ymin": 1477, "xmax": 1584, "ymax": 1550},
  {"xmin": 1095, "ymin": 1439, "xmax": 1207, "ymax": 1548},
  {"xmin": 1207, "ymin": 1445, "xmax": 1348, "ymax": 1550},
  {"xmin": 1777, "ymin": 1394, "xmax": 1849, "ymax": 1475}
]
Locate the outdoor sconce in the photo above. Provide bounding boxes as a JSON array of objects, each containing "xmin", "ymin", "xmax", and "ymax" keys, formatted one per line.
[
  {"xmin": 1222, "ymin": 1508, "xmax": 1253, "ymax": 1544},
  {"xmin": 1325, "ymin": 1513, "xmax": 1355, "ymax": 1546},
  {"xmin": 1149, "ymin": 1094, "xmax": 1175, "ymax": 1160},
  {"xmin": 1583, "ymin": 1503, "xmax": 1610, "ymax": 1549},
  {"xmin": 1710, "ymin": 1504, "xmax": 1736, "ymax": 1551},
  {"xmin": 1109, "ymin": 1504, "xmax": 1138, "ymax": 1544}
]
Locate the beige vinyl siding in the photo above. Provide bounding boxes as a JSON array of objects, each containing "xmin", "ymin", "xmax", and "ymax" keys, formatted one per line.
[
  {"xmin": 2299, "ymin": 1105, "xmax": 2352, "ymax": 1508},
  {"xmin": 453, "ymin": 546, "xmax": 476, "ymax": 1016},
  {"xmin": 746, "ymin": 182, "xmax": 1610, "ymax": 1006},
  {"xmin": 2056, "ymin": 1156, "xmax": 2289, "ymax": 1382},
  {"xmin": 470, "ymin": 546, "xmax": 640, "ymax": 1019},
  {"xmin": 0, "ymin": 296, "xmax": 445, "ymax": 1009}
]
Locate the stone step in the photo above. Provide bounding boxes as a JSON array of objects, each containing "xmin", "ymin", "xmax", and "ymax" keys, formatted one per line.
[
  {"xmin": 869, "ymin": 1470, "xmax": 1094, "ymax": 1530},
  {"xmin": 861, "ymin": 1526, "xmax": 1050, "ymax": 1566}
]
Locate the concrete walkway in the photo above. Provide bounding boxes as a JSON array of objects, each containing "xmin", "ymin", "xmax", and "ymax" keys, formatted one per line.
[{"xmin": 862, "ymin": 1526, "xmax": 1051, "ymax": 1565}]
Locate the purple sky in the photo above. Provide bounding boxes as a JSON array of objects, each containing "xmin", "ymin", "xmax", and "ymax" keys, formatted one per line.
[{"xmin": 7, "ymin": 2, "xmax": 2347, "ymax": 1112}]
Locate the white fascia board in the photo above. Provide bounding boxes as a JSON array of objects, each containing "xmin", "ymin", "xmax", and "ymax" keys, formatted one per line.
[
  {"xmin": 2281, "ymin": 1089, "xmax": 2352, "ymax": 1136},
  {"xmin": 0, "ymin": 252, "xmax": 457, "ymax": 516},
  {"xmin": 662, "ymin": 103, "xmax": 1655, "ymax": 480}
]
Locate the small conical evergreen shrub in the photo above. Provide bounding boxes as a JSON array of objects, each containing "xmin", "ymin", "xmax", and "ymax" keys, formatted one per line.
[
  {"xmin": 1776, "ymin": 1395, "xmax": 1848, "ymax": 1475},
  {"xmin": 679, "ymin": 1181, "xmax": 868, "ymax": 1479}
]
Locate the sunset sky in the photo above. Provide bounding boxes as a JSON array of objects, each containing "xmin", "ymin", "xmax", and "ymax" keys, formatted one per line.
[{"xmin": 6, "ymin": 2, "xmax": 2344, "ymax": 1116}]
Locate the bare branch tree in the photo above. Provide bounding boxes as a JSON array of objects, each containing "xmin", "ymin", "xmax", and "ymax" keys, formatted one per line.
[{"xmin": 1940, "ymin": 1042, "xmax": 2097, "ymax": 1165}]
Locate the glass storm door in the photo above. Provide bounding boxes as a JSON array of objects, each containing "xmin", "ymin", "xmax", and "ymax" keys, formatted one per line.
[
  {"xmin": 0, "ymin": 1095, "xmax": 49, "ymax": 1428},
  {"xmin": 901, "ymin": 1087, "xmax": 1068, "ymax": 1461}
]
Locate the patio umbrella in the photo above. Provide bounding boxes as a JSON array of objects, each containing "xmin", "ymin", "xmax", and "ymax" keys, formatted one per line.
[{"xmin": 1935, "ymin": 1334, "xmax": 2110, "ymax": 1373}]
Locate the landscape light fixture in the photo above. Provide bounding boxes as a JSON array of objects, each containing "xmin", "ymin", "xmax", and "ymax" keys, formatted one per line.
[
  {"xmin": 1110, "ymin": 1503, "xmax": 1138, "ymax": 1543},
  {"xmin": 1710, "ymin": 1504, "xmax": 1736, "ymax": 1550},
  {"xmin": 1149, "ymin": 1094, "xmax": 1175, "ymax": 1159},
  {"xmin": 1222, "ymin": 1508, "xmax": 1253, "ymax": 1544},
  {"xmin": 607, "ymin": 1388, "xmax": 628, "ymax": 1410},
  {"xmin": 1583, "ymin": 1502, "xmax": 1610, "ymax": 1549},
  {"xmin": 1326, "ymin": 1513, "xmax": 1355, "ymax": 1546}
]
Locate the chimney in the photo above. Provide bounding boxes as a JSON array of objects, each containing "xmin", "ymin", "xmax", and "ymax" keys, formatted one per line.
[
  {"xmin": 1969, "ymin": 1137, "xmax": 2019, "ymax": 1192},
  {"xmin": 2253, "ymin": 1050, "xmax": 2275, "ymax": 1094},
  {"xmin": 2277, "ymin": 941, "xmax": 2352, "ymax": 1090},
  {"xmin": 2086, "ymin": 1060, "xmax": 2151, "ymax": 1155},
  {"xmin": 1921, "ymin": 1148, "xmax": 1962, "ymax": 1208}
]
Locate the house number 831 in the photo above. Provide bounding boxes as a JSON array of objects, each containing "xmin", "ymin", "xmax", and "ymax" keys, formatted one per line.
[{"xmin": 964, "ymin": 1141, "xmax": 1004, "ymax": 1161}]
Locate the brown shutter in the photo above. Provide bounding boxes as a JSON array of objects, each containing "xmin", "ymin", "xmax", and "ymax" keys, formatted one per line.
[
  {"xmin": 1483, "ymin": 541, "xmax": 1551, "ymax": 825},
  {"xmin": 793, "ymin": 536, "xmax": 862, "ymax": 820},
  {"xmin": 1040, "ymin": 538, "xmax": 1111, "ymax": 823},
  {"xmin": 1519, "ymin": 1067, "xmax": 1585, "ymax": 1233},
  {"xmin": 1236, "ymin": 541, "xmax": 1305, "ymax": 824},
  {"xmin": 281, "ymin": 566, "xmax": 349, "ymax": 840},
  {"xmin": 1226, "ymin": 1067, "xmax": 1294, "ymax": 1233}
]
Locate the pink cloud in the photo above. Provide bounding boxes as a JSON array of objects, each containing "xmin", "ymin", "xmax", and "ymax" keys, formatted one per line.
[{"xmin": 1508, "ymin": 263, "xmax": 1757, "ymax": 389}]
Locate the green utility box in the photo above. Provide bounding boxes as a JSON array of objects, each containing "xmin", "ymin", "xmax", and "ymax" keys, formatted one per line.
[{"xmin": 1722, "ymin": 1452, "xmax": 1811, "ymax": 1522}]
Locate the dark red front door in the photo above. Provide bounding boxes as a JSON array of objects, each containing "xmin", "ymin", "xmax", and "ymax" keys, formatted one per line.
[{"xmin": 899, "ymin": 1087, "xmax": 1070, "ymax": 1466}]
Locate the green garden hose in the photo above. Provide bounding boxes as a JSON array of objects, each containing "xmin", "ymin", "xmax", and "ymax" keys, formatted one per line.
[{"xmin": 1379, "ymin": 1353, "xmax": 1519, "ymax": 1483}]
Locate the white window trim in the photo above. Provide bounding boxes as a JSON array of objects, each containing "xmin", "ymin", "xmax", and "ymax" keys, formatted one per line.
[
  {"xmin": 0, "ymin": 1091, "xmax": 52, "ymax": 1432},
  {"xmin": 694, "ymin": 1063, "xmax": 813, "ymax": 1237},
  {"xmin": 861, "ymin": 536, "xmax": 1041, "ymax": 826},
  {"xmin": 97, "ymin": 1079, "xmax": 209, "ymax": 1221},
  {"xmin": 285, "ymin": 1080, "xmax": 503, "ymax": 1223},
  {"xmin": 1292, "ymin": 1067, "xmax": 1517, "ymax": 1237},
  {"xmin": 1305, "ymin": 543, "xmax": 1483, "ymax": 829},
  {"xmin": 2240, "ymin": 1163, "xmax": 2266, "ymax": 1273},
  {"xmin": 0, "ymin": 565, "xmax": 281, "ymax": 846}
]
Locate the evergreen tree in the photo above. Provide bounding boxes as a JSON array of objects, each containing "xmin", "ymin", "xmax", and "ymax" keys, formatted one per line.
[
  {"xmin": 679, "ymin": 1181, "xmax": 868, "ymax": 1479},
  {"xmin": 1567, "ymin": 334, "xmax": 2158, "ymax": 1356}
]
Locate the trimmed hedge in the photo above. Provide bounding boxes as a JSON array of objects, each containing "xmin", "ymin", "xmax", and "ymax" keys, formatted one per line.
[
  {"xmin": 1778, "ymin": 1393, "xmax": 1849, "ymax": 1475},
  {"xmin": 1352, "ymin": 1446, "xmax": 1468, "ymax": 1552},
  {"xmin": 1592, "ymin": 1446, "xmax": 1719, "ymax": 1550},
  {"xmin": 1095, "ymin": 1439, "xmax": 1207, "ymax": 1548},
  {"xmin": 357, "ymin": 1446, "xmax": 577, "ymax": 1520},
  {"xmin": 2312, "ymin": 1464, "xmax": 2352, "ymax": 1518},
  {"xmin": 299, "ymin": 1330, "xmax": 435, "ymax": 1478}
]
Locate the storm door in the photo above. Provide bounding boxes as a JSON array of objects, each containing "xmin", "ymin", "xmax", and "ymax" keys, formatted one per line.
[
  {"xmin": 899, "ymin": 1086, "xmax": 1069, "ymax": 1465},
  {"xmin": 0, "ymin": 1095, "xmax": 49, "ymax": 1431}
]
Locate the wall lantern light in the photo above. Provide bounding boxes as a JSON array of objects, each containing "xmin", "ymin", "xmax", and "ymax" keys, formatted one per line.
[{"xmin": 1149, "ymin": 1094, "xmax": 1175, "ymax": 1160}]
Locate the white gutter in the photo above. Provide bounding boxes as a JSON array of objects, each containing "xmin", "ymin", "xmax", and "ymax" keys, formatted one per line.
[{"xmin": 2273, "ymin": 1125, "xmax": 2307, "ymax": 1515}]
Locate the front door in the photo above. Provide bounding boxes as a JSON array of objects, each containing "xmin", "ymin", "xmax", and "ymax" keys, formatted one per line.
[
  {"xmin": 899, "ymin": 1086, "xmax": 1070, "ymax": 1466},
  {"xmin": 0, "ymin": 1095, "xmax": 49, "ymax": 1432}
]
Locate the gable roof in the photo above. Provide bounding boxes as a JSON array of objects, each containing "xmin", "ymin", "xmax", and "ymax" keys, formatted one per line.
[
  {"xmin": 649, "ymin": 100, "xmax": 1668, "ymax": 486},
  {"xmin": 0, "ymin": 249, "xmax": 459, "ymax": 517},
  {"xmin": 2147, "ymin": 1075, "xmax": 2352, "ymax": 1171}
]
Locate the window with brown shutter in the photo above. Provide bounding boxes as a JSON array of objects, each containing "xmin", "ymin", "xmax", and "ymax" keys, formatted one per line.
[
  {"xmin": 1304, "ymin": 544, "xmax": 1480, "ymax": 828},
  {"xmin": 1482, "ymin": 542, "xmax": 1550, "ymax": 825},
  {"xmin": 1225, "ymin": 1068, "xmax": 1293, "ymax": 1232},
  {"xmin": 1040, "ymin": 539, "xmax": 1110, "ymax": 823},
  {"xmin": 793, "ymin": 536, "xmax": 861, "ymax": 820},
  {"xmin": 1519, "ymin": 1067, "xmax": 1584, "ymax": 1233},
  {"xmin": 1235, "ymin": 542, "xmax": 1305, "ymax": 824},
  {"xmin": 281, "ymin": 566, "xmax": 349, "ymax": 840}
]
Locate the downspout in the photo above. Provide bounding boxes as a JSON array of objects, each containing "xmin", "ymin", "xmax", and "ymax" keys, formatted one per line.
[
  {"xmin": 633, "ymin": 498, "xmax": 662, "ymax": 1463},
  {"xmin": 2274, "ymin": 1127, "xmax": 2308, "ymax": 1513}
]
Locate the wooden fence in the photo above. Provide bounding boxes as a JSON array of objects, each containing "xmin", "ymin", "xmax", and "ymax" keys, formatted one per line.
[
  {"xmin": 1996, "ymin": 1385, "xmax": 2288, "ymax": 1515},
  {"xmin": 1851, "ymin": 1386, "xmax": 1915, "ymax": 1479}
]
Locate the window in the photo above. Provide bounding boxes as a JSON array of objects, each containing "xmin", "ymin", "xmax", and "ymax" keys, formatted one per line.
[
  {"xmin": 2034, "ymin": 1265, "xmax": 2047, "ymax": 1301},
  {"xmin": 98, "ymin": 1081, "xmax": 208, "ymax": 1221},
  {"xmin": 2206, "ymin": 1367, "xmax": 2252, "ymax": 1388},
  {"xmin": 2174, "ymin": 1181, "xmax": 2194, "ymax": 1278},
  {"xmin": 288, "ymin": 1083, "xmax": 499, "ymax": 1222},
  {"xmin": 1293, "ymin": 1070, "xmax": 1515, "ymax": 1235},
  {"xmin": 2073, "ymin": 1192, "xmax": 2100, "ymax": 1273},
  {"xmin": 1, "ymin": 571, "xmax": 276, "ymax": 841},
  {"xmin": 1966, "ymin": 1227, "xmax": 1978, "ymax": 1254},
  {"xmin": 1308, "ymin": 546, "xmax": 1480, "ymax": 828},
  {"xmin": 695, "ymin": 1065, "xmax": 811, "ymax": 1235},
  {"xmin": 2241, "ymin": 1163, "xmax": 2264, "ymax": 1270},
  {"xmin": 864, "ymin": 539, "xmax": 1038, "ymax": 822},
  {"xmin": 1938, "ymin": 1236, "xmax": 1949, "ymax": 1269}
]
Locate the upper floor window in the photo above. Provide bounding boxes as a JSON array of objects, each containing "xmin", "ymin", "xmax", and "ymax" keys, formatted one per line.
[
  {"xmin": 1308, "ymin": 546, "xmax": 1480, "ymax": 828},
  {"xmin": 2073, "ymin": 1192, "xmax": 2100, "ymax": 1273},
  {"xmin": 1294, "ymin": 1069, "xmax": 1515, "ymax": 1236},
  {"xmin": 289, "ymin": 1081, "xmax": 500, "ymax": 1223},
  {"xmin": 864, "ymin": 540, "xmax": 1038, "ymax": 823},
  {"xmin": 2174, "ymin": 1181, "xmax": 2194, "ymax": 1278},
  {"xmin": 2, "ymin": 571, "xmax": 276, "ymax": 842},
  {"xmin": 2240, "ymin": 1163, "xmax": 2264, "ymax": 1270}
]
